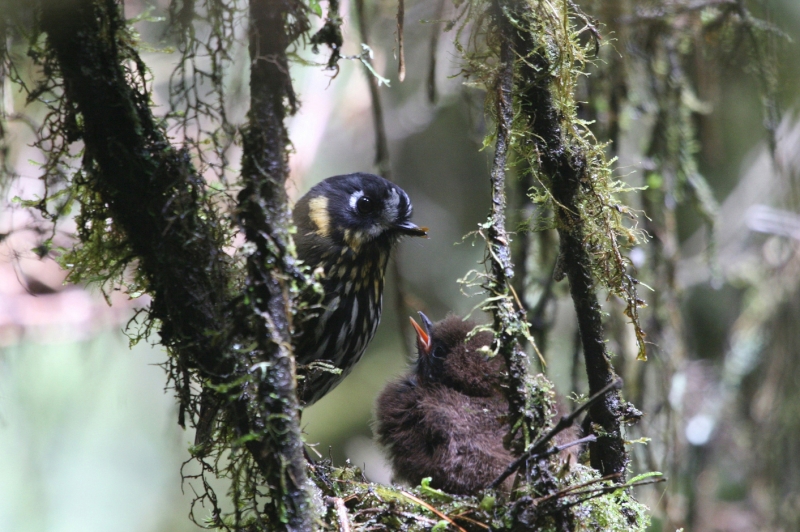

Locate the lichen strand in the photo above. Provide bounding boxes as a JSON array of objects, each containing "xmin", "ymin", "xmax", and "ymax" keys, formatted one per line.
[{"xmin": 166, "ymin": 0, "xmax": 246, "ymax": 186}]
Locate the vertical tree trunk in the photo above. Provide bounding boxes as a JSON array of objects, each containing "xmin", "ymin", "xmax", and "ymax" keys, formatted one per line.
[
  {"xmin": 493, "ymin": 0, "xmax": 629, "ymax": 479},
  {"xmin": 234, "ymin": 0, "xmax": 311, "ymax": 528},
  {"xmin": 42, "ymin": 0, "xmax": 312, "ymax": 527}
]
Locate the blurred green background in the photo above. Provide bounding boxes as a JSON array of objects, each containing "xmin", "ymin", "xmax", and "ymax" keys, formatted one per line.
[{"xmin": 0, "ymin": 336, "xmax": 194, "ymax": 532}]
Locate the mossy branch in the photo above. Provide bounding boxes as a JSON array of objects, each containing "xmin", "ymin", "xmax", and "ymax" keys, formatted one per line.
[
  {"xmin": 495, "ymin": 0, "xmax": 630, "ymax": 479},
  {"xmin": 40, "ymin": 0, "xmax": 312, "ymax": 527},
  {"xmin": 41, "ymin": 0, "xmax": 234, "ymax": 378},
  {"xmin": 484, "ymin": 6, "xmax": 538, "ymax": 453},
  {"xmin": 232, "ymin": 0, "xmax": 311, "ymax": 527}
]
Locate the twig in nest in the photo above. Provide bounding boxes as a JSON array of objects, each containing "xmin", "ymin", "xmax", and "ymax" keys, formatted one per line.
[
  {"xmin": 552, "ymin": 476, "xmax": 667, "ymax": 512},
  {"xmin": 325, "ymin": 496, "xmax": 351, "ymax": 532},
  {"xmin": 399, "ymin": 490, "xmax": 467, "ymax": 532},
  {"xmin": 537, "ymin": 472, "xmax": 622, "ymax": 504},
  {"xmin": 489, "ymin": 378, "xmax": 623, "ymax": 489},
  {"xmin": 451, "ymin": 511, "xmax": 491, "ymax": 530},
  {"xmin": 513, "ymin": 463, "xmax": 664, "ymax": 521},
  {"xmin": 564, "ymin": 476, "xmax": 665, "ymax": 501},
  {"xmin": 398, "ymin": 511, "xmax": 438, "ymax": 526},
  {"xmin": 551, "ymin": 434, "xmax": 596, "ymax": 456}
]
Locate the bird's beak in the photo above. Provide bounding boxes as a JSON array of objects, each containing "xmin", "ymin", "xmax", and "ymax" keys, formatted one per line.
[
  {"xmin": 395, "ymin": 221, "xmax": 428, "ymax": 238},
  {"xmin": 410, "ymin": 311, "xmax": 434, "ymax": 357}
]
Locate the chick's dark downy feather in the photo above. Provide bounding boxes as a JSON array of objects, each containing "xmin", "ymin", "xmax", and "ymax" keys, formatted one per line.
[
  {"xmin": 374, "ymin": 314, "xmax": 515, "ymax": 495},
  {"xmin": 293, "ymin": 173, "xmax": 425, "ymax": 405}
]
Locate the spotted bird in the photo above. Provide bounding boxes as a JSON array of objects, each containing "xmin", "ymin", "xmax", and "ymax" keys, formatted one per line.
[{"xmin": 293, "ymin": 173, "xmax": 426, "ymax": 405}]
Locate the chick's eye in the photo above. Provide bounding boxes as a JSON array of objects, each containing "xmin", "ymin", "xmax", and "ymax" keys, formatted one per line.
[
  {"xmin": 356, "ymin": 196, "xmax": 376, "ymax": 215},
  {"xmin": 431, "ymin": 346, "xmax": 445, "ymax": 359}
]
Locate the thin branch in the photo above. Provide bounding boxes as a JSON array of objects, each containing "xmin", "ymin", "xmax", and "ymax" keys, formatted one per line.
[
  {"xmin": 499, "ymin": 0, "xmax": 630, "ymax": 479},
  {"xmin": 354, "ymin": 0, "xmax": 390, "ymax": 177},
  {"xmin": 557, "ymin": 477, "xmax": 666, "ymax": 503},
  {"xmin": 234, "ymin": 0, "xmax": 311, "ymax": 527},
  {"xmin": 547, "ymin": 472, "xmax": 622, "ymax": 500},
  {"xmin": 490, "ymin": 378, "xmax": 622, "ymax": 489},
  {"xmin": 426, "ymin": 0, "xmax": 445, "ymax": 103},
  {"xmin": 396, "ymin": 0, "xmax": 405, "ymax": 82},
  {"xmin": 485, "ymin": 0, "xmax": 536, "ymax": 451}
]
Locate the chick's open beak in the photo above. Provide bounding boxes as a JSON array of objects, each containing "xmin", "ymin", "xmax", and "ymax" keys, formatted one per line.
[
  {"xmin": 410, "ymin": 311, "xmax": 434, "ymax": 356},
  {"xmin": 395, "ymin": 221, "xmax": 428, "ymax": 238}
]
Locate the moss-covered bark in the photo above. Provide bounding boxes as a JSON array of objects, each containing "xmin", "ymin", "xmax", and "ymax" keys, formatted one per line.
[
  {"xmin": 488, "ymin": 0, "xmax": 630, "ymax": 479},
  {"xmin": 41, "ymin": 0, "xmax": 233, "ymax": 379},
  {"xmin": 40, "ymin": 0, "xmax": 312, "ymax": 528},
  {"xmin": 485, "ymin": 2, "xmax": 542, "ymax": 455},
  {"xmin": 234, "ymin": 0, "xmax": 312, "ymax": 528}
]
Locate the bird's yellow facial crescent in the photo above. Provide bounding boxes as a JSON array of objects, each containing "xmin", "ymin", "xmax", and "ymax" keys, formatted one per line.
[{"xmin": 308, "ymin": 196, "xmax": 330, "ymax": 237}]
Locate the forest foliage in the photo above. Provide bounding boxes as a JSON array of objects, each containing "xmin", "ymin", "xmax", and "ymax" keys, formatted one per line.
[{"xmin": 0, "ymin": 0, "xmax": 793, "ymax": 530}]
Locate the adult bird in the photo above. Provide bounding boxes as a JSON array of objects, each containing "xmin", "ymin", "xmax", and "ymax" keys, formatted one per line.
[
  {"xmin": 292, "ymin": 173, "xmax": 426, "ymax": 405},
  {"xmin": 194, "ymin": 173, "xmax": 425, "ymax": 449},
  {"xmin": 374, "ymin": 313, "xmax": 516, "ymax": 495}
]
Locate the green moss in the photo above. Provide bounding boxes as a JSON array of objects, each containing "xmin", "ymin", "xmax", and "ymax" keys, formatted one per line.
[{"xmin": 307, "ymin": 459, "xmax": 652, "ymax": 531}]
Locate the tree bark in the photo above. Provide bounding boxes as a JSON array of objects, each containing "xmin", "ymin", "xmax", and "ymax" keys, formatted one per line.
[
  {"xmin": 41, "ymin": 0, "xmax": 233, "ymax": 378},
  {"xmin": 494, "ymin": 0, "xmax": 628, "ymax": 479},
  {"xmin": 234, "ymin": 0, "xmax": 312, "ymax": 528},
  {"xmin": 42, "ymin": 0, "xmax": 312, "ymax": 527},
  {"xmin": 486, "ymin": 16, "xmax": 538, "ymax": 450}
]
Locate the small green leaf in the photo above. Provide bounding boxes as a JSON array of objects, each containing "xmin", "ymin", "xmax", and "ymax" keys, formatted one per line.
[
  {"xmin": 419, "ymin": 477, "xmax": 453, "ymax": 502},
  {"xmin": 431, "ymin": 520, "xmax": 449, "ymax": 532},
  {"xmin": 479, "ymin": 494, "xmax": 496, "ymax": 512}
]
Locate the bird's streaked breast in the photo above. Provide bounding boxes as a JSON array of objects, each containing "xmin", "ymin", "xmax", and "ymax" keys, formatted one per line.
[{"xmin": 297, "ymin": 248, "xmax": 387, "ymax": 373}]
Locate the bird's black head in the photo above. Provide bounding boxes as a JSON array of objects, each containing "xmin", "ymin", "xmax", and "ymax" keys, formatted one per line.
[
  {"xmin": 410, "ymin": 312, "xmax": 505, "ymax": 397},
  {"xmin": 293, "ymin": 173, "xmax": 426, "ymax": 258}
]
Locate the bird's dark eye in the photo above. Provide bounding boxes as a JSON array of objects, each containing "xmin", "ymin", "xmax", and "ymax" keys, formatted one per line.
[
  {"xmin": 356, "ymin": 195, "xmax": 376, "ymax": 215},
  {"xmin": 431, "ymin": 346, "xmax": 445, "ymax": 359}
]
